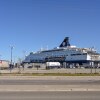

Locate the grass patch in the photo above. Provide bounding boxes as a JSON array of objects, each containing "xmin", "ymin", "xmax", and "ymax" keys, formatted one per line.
[{"xmin": 0, "ymin": 73, "xmax": 100, "ymax": 76}]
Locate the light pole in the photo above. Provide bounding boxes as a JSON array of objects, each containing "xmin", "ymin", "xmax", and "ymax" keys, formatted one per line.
[
  {"xmin": 90, "ymin": 47, "xmax": 93, "ymax": 74},
  {"xmin": 0, "ymin": 55, "xmax": 1, "ymax": 60},
  {"xmin": 10, "ymin": 46, "xmax": 14, "ymax": 72},
  {"xmin": 0, "ymin": 55, "xmax": 1, "ymax": 72},
  {"xmin": 11, "ymin": 46, "xmax": 13, "ymax": 65}
]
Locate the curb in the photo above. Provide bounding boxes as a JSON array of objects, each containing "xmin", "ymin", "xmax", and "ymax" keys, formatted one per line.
[{"xmin": 0, "ymin": 88, "xmax": 100, "ymax": 92}]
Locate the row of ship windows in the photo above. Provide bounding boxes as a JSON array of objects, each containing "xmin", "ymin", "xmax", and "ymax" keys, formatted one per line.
[
  {"xmin": 47, "ymin": 53, "xmax": 87, "ymax": 56},
  {"xmin": 50, "ymin": 54, "xmax": 86, "ymax": 57},
  {"xmin": 71, "ymin": 53, "xmax": 87, "ymax": 56},
  {"xmin": 28, "ymin": 53, "xmax": 87, "ymax": 59}
]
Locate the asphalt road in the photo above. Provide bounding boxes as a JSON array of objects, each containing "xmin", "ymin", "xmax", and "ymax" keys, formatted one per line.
[
  {"xmin": 0, "ymin": 77, "xmax": 100, "ymax": 99},
  {"xmin": 0, "ymin": 91, "xmax": 100, "ymax": 100},
  {"xmin": 0, "ymin": 77, "xmax": 100, "ymax": 91},
  {"xmin": 0, "ymin": 79, "xmax": 100, "ymax": 85}
]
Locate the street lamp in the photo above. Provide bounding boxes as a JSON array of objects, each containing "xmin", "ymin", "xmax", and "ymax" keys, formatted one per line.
[
  {"xmin": 10, "ymin": 45, "xmax": 14, "ymax": 71},
  {"xmin": 90, "ymin": 47, "xmax": 93, "ymax": 74},
  {"xmin": 0, "ymin": 55, "xmax": 1, "ymax": 60}
]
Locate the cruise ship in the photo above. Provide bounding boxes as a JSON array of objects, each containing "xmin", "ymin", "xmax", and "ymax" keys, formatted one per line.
[{"xmin": 23, "ymin": 37, "xmax": 100, "ymax": 67}]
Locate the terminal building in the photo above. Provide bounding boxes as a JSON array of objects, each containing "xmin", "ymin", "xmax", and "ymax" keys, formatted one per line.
[{"xmin": 23, "ymin": 37, "xmax": 100, "ymax": 68}]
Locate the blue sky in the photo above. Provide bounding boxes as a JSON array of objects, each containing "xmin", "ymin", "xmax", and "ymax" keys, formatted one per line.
[{"xmin": 0, "ymin": 0, "xmax": 100, "ymax": 62}]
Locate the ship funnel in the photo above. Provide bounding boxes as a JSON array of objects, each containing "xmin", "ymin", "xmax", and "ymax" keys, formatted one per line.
[{"xmin": 59, "ymin": 37, "xmax": 70, "ymax": 47}]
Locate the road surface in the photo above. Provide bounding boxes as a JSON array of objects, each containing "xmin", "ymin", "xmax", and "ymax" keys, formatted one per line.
[
  {"xmin": 0, "ymin": 76, "xmax": 100, "ymax": 99},
  {"xmin": 0, "ymin": 91, "xmax": 100, "ymax": 100},
  {"xmin": 0, "ymin": 79, "xmax": 100, "ymax": 85}
]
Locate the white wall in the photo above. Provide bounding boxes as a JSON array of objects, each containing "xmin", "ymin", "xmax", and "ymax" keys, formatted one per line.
[{"xmin": 0, "ymin": 60, "xmax": 9, "ymax": 68}]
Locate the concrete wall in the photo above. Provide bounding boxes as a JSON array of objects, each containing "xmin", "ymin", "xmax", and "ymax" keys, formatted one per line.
[{"xmin": 21, "ymin": 68, "xmax": 100, "ymax": 74}]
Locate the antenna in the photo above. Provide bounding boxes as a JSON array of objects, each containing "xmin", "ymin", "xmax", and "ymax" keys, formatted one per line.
[
  {"xmin": 40, "ymin": 45, "xmax": 43, "ymax": 51},
  {"xmin": 46, "ymin": 45, "xmax": 48, "ymax": 50}
]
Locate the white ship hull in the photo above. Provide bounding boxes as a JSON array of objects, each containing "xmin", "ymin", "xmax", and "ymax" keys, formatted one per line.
[{"xmin": 23, "ymin": 37, "xmax": 100, "ymax": 68}]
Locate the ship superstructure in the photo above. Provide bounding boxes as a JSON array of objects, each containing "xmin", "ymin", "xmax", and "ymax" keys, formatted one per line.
[{"xmin": 23, "ymin": 37, "xmax": 100, "ymax": 68}]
